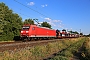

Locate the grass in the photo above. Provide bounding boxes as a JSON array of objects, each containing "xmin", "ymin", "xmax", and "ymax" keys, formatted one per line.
[
  {"xmin": 0, "ymin": 40, "xmax": 14, "ymax": 43},
  {"xmin": 49, "ymin": 37, "xmax": 86, "ymax": 60},
  {"xmin": 0, "ymin": 38, "xmax": 81, "ymax": 60},
  {"xmin": 80, "ymin": 37, "xmax": 90, "ymax": 60},
  {"xmin": 50, "ymin": 56, "xmax": 68, "ymax": 60}
]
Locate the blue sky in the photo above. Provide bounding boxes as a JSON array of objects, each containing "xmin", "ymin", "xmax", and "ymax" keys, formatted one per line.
[{"xmin": 0, "ymin": 0, "xmax": 90, "ymax": 35}]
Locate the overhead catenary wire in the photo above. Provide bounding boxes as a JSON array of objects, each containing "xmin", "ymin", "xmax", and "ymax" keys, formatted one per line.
[
  {"xmin": 25, "ymin": 0, "xmax": 47, "ymax": 15},
  {"xmin": 1, "ymin": 2, "xmax": 33, "ymax": 19},
  {"xmin": 13, "ymin": 0, "xmax": 53, "ymax": 24},
  {"xmin": 13, "ymin": 0, "xmax": 66, "ymax": 28},
  {"xmin": 13, "ymin": 8, "xmax": 33, "ymax": 18},
  {"xmin": 13, "ymin": 10, "xmax": 40, "ymax": 24},
  {"xmin": 7, "ymin": 2, "xmax": 39, "ymax": 23},
  {"xmin": 14, "ymin": 0, "xmax": 48, "ymax": 18}
]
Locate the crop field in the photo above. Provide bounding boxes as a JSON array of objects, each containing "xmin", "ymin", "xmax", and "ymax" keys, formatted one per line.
[{"xmin": 0, "ymin": 37, "xmax": 89, "ymax": 60}]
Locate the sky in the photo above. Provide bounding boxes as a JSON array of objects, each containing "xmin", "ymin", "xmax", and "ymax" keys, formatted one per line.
[{"xmin": 0, "ymin": 0, "xmax": 90, "ymax": 35}]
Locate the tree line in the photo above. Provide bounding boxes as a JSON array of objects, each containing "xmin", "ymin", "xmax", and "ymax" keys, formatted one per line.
[
  {"xmin": 0, "ymin": 2, "xmax": 81, "ymax": 41},
  {"xmin": 0, "ymin": 2, "xmax": 51, "ymax": 41}
]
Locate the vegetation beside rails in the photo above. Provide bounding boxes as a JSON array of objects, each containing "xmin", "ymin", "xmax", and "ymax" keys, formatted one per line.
[
  {"xmin": 0, "ymin": 38, "xmax": 81, "ymax": 60},
  {"xmin": 49, "ymin": 37, "xmax": 86, "ymax": 60},
  {"xmin": 80, "ymin": 37, "xmax": 90, "ymax": 60},
  {"xmin": 0, "ymin": 41, "xmax": 14, "ymax": 43}
]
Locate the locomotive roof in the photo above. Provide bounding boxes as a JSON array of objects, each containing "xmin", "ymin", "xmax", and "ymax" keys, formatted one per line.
[{"xmin": 23, "ymin": 24, "xmax": 55, "ymax": 30}]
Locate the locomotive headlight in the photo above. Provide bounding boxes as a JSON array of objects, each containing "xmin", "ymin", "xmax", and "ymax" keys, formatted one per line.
[
  {"xmin": 26, "ymin": 31, "xmax": 29, "ymax": 33},
  {"xmin": 21, "ymin": 31, "xmax": 23, "ymax": 33}
]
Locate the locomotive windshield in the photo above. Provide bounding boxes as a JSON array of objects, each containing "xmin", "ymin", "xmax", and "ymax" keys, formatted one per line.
[{"xmin": 22, "ymin": 26, "xmax": 30, "ymax": 30}]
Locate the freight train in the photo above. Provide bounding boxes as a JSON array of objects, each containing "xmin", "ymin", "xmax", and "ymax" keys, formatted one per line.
[{"xmin": 20, "ymin": 24, "xmax": 79, "ymax": 41}]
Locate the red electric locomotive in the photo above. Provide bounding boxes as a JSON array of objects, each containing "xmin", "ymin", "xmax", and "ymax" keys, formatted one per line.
[
  {"xmin": 20, "ymin": 24, "xmax": 56, "ymax": 41},
  {"xmin": 20, "ymin": 24, "xmax": 79, "ymax": 41}
]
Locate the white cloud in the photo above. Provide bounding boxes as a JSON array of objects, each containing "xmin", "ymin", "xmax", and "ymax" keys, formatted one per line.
[
  {"xmin": 41, "ymin": 4, "xmax": 48, "ymax": 7},
  {"xmin": 44, "ymin": 18, "xmax": 51, "ymax": 21},
  {"xmin": 38, "ymin": 22, "xmax": 43, "ymax": 24},
  {"xmin": 44, "ymin": 18, "xmax": 56, "ymax": 26},
  {"xmin": 40, "ymin": 16, "xmax": 43, "ymax": 18},
  {"xmin": 41, "ymin": 5, "xmax": 45, "ymax": 7},
  {"xmin": 59, "ymin": 23, "xmax": 62, "ymax": 24},
  {"xmin": 48, "ymin": 21, "xmax": 56, "ymax": 26},
  {"xmin": 27, "ymin": 2, "xmax": 35, "ymax": 6},
  {"xmin": 45, "ymin": 4, "xmax": 47, "ymax": 6},
  {"xmin": 53, "ymin": 20, "xmax": 62, "ymax": 23},
  {"xmin": 58, "ymin": 25, "xmax": 63, "ymax": 28},
  {"xmin": 44, "ymin": 17, "xmax": 64, "ymax": 28}
]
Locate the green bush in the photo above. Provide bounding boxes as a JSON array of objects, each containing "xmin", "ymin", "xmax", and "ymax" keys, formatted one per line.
[
  {"xmin": 50, "ymin": 56, "xmax": 68, "ymax": 60},
  {"xmin": 58, "ymin": 50, "xmax": 73, "ymax": 58}
]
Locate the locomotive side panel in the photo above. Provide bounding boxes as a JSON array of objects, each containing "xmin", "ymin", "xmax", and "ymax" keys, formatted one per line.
[
  {"xmin": 31, "ymin": 26, "xmax": 56, "ymax": 38},
  {"xmin": 20, "ymin": 25, "xmax": 56, "ymax": 41}
]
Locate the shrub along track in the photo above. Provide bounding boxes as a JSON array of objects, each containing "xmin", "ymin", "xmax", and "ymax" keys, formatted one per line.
[{"xmin": 0, "ymin": 39, "xmax": 65, "ymax": 52}]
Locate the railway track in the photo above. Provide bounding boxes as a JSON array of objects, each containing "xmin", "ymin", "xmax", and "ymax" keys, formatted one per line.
[{"xmin": 0, "ymin": 39, "xmax": 65, "ymax": 52}]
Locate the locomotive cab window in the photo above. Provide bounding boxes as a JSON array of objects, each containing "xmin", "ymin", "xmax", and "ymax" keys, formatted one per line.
[{"xmin": 22, "ymin": 26, "xmax": 30, "ymax": 30}]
